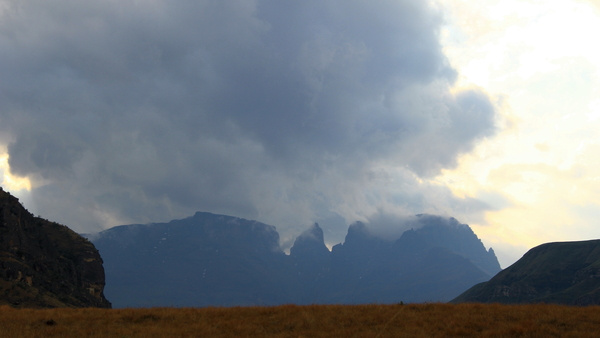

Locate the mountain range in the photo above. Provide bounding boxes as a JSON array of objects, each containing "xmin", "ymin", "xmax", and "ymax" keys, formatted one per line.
[
  {"xmin": 90, "ymin": 212, "xmax": 501, "ymax": 308},
  {"xmin": 6, "ymin": 180, "xmax": 600, "ymax": 309}
]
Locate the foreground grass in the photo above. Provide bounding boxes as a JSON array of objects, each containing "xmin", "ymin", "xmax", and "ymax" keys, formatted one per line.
[{"xmin": 1, "ymin": 303, "xmax": 600, "ymax": 337}]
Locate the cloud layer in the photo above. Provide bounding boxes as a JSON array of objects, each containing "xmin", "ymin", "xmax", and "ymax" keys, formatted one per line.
[{"xmin": 0, "ymin": 0, "xmax": 497, "ymax": 243}]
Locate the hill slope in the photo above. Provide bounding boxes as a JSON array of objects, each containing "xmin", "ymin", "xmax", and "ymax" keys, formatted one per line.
[
  {"xmin": 451, "ymin": 240, "xmax": 600, "ymax": 305},
  {"xmin": 0, "ymin": 187, "xmax": 111, "ymax": 308}
]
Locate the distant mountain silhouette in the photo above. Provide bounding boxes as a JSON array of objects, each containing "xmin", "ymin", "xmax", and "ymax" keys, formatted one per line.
[
  {"xmin": 0, "ymin": 187, "xmax": 111, "ymax": 308},
  {"xmin": 452, "ymin": 240, "xmax": 600, "ymax": 305},
  {"xmin": 317, "ymin": 215, "xmax": 500, "ymax": 304},
  {"xmin": 395, "ymin": 215, "xmax": 500, "ymax": 276},
  {"xmin": 91, "ymin": 212, "xmax": 500, "ymax": 308},
  {"xmin": 89, "ymin": 212, "xmax": 292, "ymax": 307}
]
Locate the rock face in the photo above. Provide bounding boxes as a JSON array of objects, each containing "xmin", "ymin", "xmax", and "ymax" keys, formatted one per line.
[
  {"xmin": 289, "ymin": 223, "xmax": 331, "ymax": 303},
  {"xmin": 451, "ymin": 240, "xmax": 600, "ymax": 305},
  {"xmin": 92, "ymin": 212, "xmax": 293, "ymax": 307},
  {"xmin": 0, "ymin": 187, "xmax": 111, "ymax": 308},
  {"xmin": 93, "ymin": 212, "xmax": 500, "ymax": 308}
]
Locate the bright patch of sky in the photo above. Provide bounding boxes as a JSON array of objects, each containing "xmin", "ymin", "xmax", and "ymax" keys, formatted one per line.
[
  {"xmin": 0, "ymin": 148, "xmax": 30, "ymax": 192},
  {"xmin": 436, "ymin": 0, "xmax": 600, "ymax": 266}
]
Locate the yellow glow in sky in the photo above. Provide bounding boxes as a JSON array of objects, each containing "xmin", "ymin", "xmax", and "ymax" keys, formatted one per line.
[
  {"xmin": 437, "ymin": 0, "xmax": 600, "ymax": 266},
  {"xmin": 0, "ymin": 151, "xmax": 31, "ymax": 192}
]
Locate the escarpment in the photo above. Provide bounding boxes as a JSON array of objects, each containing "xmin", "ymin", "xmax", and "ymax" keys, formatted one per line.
[{"xmin": 0, "ymin": 187, "xmax": 111, "ymax": 308}]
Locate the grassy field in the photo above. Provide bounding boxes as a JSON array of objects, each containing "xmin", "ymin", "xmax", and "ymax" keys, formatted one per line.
[{"xmin": 1, "ymin": 302, "xmax": 600, "ymax": 337}]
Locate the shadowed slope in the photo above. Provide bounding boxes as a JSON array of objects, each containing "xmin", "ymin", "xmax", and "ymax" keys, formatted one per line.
[{"xmin": 452, "ymin": 240, "xmax": 600, "ymax": 305}]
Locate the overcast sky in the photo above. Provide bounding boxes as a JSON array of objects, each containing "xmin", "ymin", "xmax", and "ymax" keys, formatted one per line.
[{"xmin": 1, "ymin": 0, "xmax": 598, "ymax": 268}]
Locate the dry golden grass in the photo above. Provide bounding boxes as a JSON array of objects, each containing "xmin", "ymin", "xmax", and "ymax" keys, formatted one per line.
[{"xmin": 1, "ymin": 302, "xmax": 600, "ymax": 337}]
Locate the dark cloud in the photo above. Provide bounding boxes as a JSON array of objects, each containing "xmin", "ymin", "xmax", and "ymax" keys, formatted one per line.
[{"xmin": 0, "ymin": 0, "xmax": 497, "ymax": 244}]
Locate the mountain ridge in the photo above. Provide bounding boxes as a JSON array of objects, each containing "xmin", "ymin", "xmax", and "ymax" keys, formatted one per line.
[{"xmin": 92, "ymin": 211, "xmax": 500, "ymax": 308}]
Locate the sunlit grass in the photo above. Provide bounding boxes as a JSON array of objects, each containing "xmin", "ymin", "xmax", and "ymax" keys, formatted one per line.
[{"xmin": 1, "ymin": 303, "xmax": 600, "ymax": 337}]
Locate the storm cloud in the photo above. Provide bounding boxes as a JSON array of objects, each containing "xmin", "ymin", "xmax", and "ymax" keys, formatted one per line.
[{"xmin": 0, "ymin": 0, "xmax": 497, "ymax": 243}]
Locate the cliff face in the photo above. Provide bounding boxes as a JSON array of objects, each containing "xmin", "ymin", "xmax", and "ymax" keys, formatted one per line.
[{"xmin": 0, "ymin": 187, "xmax": 111, "ymax": 308}]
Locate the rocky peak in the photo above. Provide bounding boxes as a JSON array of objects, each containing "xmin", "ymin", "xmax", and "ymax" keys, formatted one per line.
[
  {"xmin": 334, "ymin": 221, "xmax": 384, "ymax": 252},
  {"xmin": 344, "ymin": 221, "xmax": 370, "ymax": 242},
  {"xmin": 394, "ymin": 214, "xmax": 501, "ymax": 276},
  {"xmin": 290, "ymin": 223, "xmax": 330, "ymax": 259}
]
